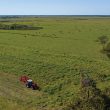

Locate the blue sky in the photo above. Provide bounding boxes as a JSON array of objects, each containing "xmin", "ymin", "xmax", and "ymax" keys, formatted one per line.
[{"xmin": 0, "ymin": 0, "xmax": 110, "ymax": 15}]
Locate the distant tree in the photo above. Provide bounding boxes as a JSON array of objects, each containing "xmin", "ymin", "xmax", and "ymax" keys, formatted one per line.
[
  {"xmin": 98, "ymin": 36, "xmax": 108, "ymax": 45},
  {"xmin": 98, "ymin": 35, "xmax": 109, "ymax": 50},
  {"xmin": 104, "ymin": 42, "xmax": 110, "ymax": 52},
  {"xmin": 104, "ymin": 42, "xmax": 110, "ymax": 58}
]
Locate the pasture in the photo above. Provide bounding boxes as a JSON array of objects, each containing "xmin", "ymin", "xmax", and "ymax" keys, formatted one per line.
[{"xmin": 0, "ymin": 16, "xmax": 110, "ymax": 110}]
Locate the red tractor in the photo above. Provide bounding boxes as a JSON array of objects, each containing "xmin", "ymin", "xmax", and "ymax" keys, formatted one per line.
[{"xmin": 20, "ymin": 76, "xmax": 39, "ymax": 90}]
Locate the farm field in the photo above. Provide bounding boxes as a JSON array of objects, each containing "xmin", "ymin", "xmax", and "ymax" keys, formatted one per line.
[{"xmin": 0, "ymin": 16, "xmax": 110, "ymax": 110}]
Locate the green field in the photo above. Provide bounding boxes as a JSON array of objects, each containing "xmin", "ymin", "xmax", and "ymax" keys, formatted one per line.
[{"xmin": 0, "ymin": 16, "xmax": 110, "ymax": 110}]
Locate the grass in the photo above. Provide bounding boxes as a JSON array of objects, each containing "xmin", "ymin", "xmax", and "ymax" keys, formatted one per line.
[{"xmin": 0, "ymin": 16, "xmax": 110, "ymax": 109}]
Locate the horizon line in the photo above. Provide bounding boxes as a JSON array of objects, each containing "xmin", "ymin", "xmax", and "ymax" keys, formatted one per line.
[{"xmin": 0, "ymin": 14, "xmax": 110, "ymax": 16}]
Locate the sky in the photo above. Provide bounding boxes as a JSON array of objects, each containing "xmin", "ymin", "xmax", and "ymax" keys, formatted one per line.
[{"xmin": 0, "ymin": 0, "xmax": 110, "ymax": 15}]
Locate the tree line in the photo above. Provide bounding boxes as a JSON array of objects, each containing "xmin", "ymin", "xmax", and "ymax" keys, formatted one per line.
[{"xmin": 0, "ymin": 23, "xmax": 43, "ymax": 30}]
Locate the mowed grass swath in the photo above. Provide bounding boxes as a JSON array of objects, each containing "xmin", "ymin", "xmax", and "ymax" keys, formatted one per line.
[{"xmin": 0, "ymin": 16, "xmax": 110, "ymax": 110}]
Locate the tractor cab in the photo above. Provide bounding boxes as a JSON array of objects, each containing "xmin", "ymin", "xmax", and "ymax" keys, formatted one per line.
[{"xmin": 26, "ymin": 79, "xmax": 33, "ymax": 88}]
